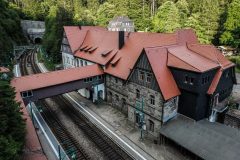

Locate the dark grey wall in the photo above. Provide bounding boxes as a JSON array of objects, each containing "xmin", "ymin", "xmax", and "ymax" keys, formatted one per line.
[
  {"xmin": 214, "ymin": 66, "xmax": 235, "ymax": 102},
  {"xmin": 170, "ymin": 68, "xmax": 218, "ymax": 94}
]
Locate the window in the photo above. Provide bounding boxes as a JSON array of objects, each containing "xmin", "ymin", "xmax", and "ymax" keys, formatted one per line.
[
  {"xmin": 136, "ymin": 89, "xmax": 140, "ymax": 99},
  {"xmin": 149, "ymin": 120, "xmax": 154, "ymax": 132},
  {"xmin": 89, "ymin": 77, "xmax": 93, "ymax": 82},
  {"xmin": 115, "ymin": 77, "xmax": 118, "ymax": 83},
  {"xmin": 226, "ymin": 71, "xmax": 230, "ymax": 78},
  {"xmin": 122, "ymin": 98, "xmax": 126, "ymax": 107},
  {"xmin": 115, "ymin": 94, "xmax": 119, "ymax": 101},
  {"xmin": 67, "ymin": 57, "xmax": 70, "ymax": 64},
  {"xmin": 139, "ymin": 70, "xmax": 145, "ymax": 81},
  {"xmin": 108, "ymin": 91, "xmax": 112, "ymax": 102},
  {"xmin": 150, "ymin": 95, "xmax": 155, "ymax": 105},
  {"xmin": 202, "ymin": 76, "xmax": 210, "ymax": 85},
  {"xmin": 190, "ymin": 77, "xmax": 194, "ymax": 85},
  {"xmin": 98, "ymin": 75, "xmax": 102, "ymax": 80},
  {"xmin": 136, "ymin": 113, "xmax": 140, "ymax": 124},
  {"xmin": 146, "ymin": 73, "xmax": 152, "ymax": 83},
  {"xmin": 21, "ymin": 90, "xmax": 33, "ymax": 98},
  {"xmin": 81, "ymin": 60, "xmax": 83, "ymax": 66},
  {"xmin": 85, "ymin": 61, "xmax": 87, "ymax": 66},
  {"xmin": 184, "ymin": 75, "xmax": 189, "ymax": 83}
]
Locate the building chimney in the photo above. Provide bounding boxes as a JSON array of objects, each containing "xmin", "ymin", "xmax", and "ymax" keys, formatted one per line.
[{"xmin": 119, "ymin": 31, "xmax": 124, "ymax": 49}]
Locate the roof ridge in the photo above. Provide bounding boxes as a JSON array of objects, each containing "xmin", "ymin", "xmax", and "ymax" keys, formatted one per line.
[
  {"xmin": 168, "ymin": 52, "xmax": 201, "ymax": 72},
  {"xmin": 187, "ymin": 43, "xmax": 220, "ymax": 65}
]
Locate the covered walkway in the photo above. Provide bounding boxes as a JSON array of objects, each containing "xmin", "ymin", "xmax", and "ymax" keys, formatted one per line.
[
  {"xmin": 11, "ymin": 64, "xmax": 104, "ymax": 105},
  {"xmin": 160, "ymin": 114, "xmax": 240, "ymax": 160}
]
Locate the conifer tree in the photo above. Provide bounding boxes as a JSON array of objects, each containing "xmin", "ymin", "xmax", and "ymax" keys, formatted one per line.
[{"xmin": 152, "ymin": 1, "xmax": 180, "ymax": 33}]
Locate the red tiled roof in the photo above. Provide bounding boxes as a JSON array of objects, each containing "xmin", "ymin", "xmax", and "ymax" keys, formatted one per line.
[
  {"xmin": 145, "ymin": 47, "xmax": 181, "ymax": 100},
  {"xmin": 0, "ymin": 66, "xmax": 10, "ymax": 73},
  {"xmin": 63, "ymin": 26, "xmax": 235, "ymax": 96},
  {"xmin": 74, "ymin": 30, "xmax": 119, "ymax": 65},
  {"xmin": 167, "ymin": 45, "xmax": 220, "ymax": 72},
  {"xmin": 64, "ymin": 26, "xmax": 105, "ymax": 54},
  {"xmin": 187, "ymin": 44, "xmax": 234, "ymax": 69},
  {"xmin": 207, "ymin": 69, "xmax": 223, "ymax": 94},
  {"xmin": 11, "ymin": 64, "xmax": 103, "ymax": 92},
  {"xmin": 105, "ymin": 32, "xmax": 178, "ymax": 79}
]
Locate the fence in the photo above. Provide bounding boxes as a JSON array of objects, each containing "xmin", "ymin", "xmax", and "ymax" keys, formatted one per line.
[{"xmin": 27, "ymin": 102, "xmax": 69, "ymax": 160}]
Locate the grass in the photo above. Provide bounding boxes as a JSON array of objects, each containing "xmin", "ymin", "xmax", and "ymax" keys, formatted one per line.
[{"xmin": 37, "ymin": 48, "xmax": 55, "ymax": 71}]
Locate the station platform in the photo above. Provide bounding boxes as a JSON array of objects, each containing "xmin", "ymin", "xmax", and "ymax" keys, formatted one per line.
[{"xmin": 64, "ymin": 91, "xmax": 193, "ymax": 160}]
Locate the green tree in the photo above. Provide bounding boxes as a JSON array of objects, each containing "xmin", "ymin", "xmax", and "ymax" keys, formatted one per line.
[
  {"xmin": 220, "ymin": 0, "xmax": 240, "ymax": 48},
  {"xmin": 186, "ymin": 0, "xmax": 220, "ymax": 44},
  {"xmin": 127, "ymin": 0, "xmax": 151, "ymax": 31},
  {"xmin": 184, "ymin": 13, "xmax": 205, "ymax": 43},
  {"xmin": 0, "ymin": 79, "xmax": 25, "ymax": 160},
  {"xmin": 43, "ymin": 5, "xmax": 73, "ymax": 63},
  {"xmin": 176, "ymin": 0, "xmax": 189, "ymax": 27},
  {"xmin": 96, "ymin": 2, "xmax": 116, "ymax": 26},
  {"xmin": 152, "ymin": 1, "xmax": 180, "ymax": 33}
]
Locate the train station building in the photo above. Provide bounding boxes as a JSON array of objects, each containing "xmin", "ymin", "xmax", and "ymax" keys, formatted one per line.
[{"xmin": 12, "ymin": 26, "xmax": 238, "ymax": 159}]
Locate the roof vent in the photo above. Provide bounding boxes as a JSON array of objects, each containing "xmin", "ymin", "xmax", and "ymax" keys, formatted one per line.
[
  {"xmin": 80, "ymin": 45, "xmax": 88, "ymax": 51},
  {"xmin": 88, "ymin": 47, "xmax": 98, "ymax": 53},
  {"xmin": 111, "ymin": 57, "xmax": 121, "ymax": 66},
  {"xmin": 84, "ymin": 46, "xmax": 92, "ymax": 52},
  {"xmin": 101, "ymin": 50, "xmax": 112, "ymax": 57}
]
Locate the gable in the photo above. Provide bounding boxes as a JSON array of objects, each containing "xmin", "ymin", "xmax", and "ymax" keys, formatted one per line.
[{"xmin": 128, "ymin": 51, "xmax": 160, "ymax": 92}]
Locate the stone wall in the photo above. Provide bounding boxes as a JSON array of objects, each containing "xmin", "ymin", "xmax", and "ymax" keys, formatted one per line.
[
  {"xmin": 105, "ymin": 74, "xmax": 170, "ymax": 138},
  {"xmin": 127, "ymin": 82, "xmax": 164, "ymax": 138},
  {"xmin": 105, "ymin": 75, "xmax": 128, "ymax": 114}
]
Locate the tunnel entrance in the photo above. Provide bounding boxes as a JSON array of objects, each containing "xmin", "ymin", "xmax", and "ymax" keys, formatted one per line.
[{"xmin": 34, "ymin": 37, "xmax": 42, "ymax": 44}]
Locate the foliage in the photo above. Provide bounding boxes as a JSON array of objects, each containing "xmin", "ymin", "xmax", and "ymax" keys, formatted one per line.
[
  {"xmin": 43, "ymin": 5, "xmax": 73, "ymax": 63},
  {"xmin": 220, "ymin": 0, "xmax": 240, "ymax": 48},
  {"xmin": 0, "ymin": 0, "xmax": 26, "ymax": 66},
  {"xmin": 228, "ymin": 56, "xmax": 240, "ymax": 73},
  {"xmin": 0, "ymin": 79, "xmax": 25, "ymax": 159},
  {"xmin": 152, "ymin": 1, "xmax": 180, "ymax": 33},
  {"xmin": 96, "ymin": 2, "xmax": 116, "ymax": 26}
]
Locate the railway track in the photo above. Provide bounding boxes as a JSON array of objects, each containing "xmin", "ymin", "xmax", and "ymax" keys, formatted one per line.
[
  {"xmin": 19, "ymin": 48, "xmax": 91, "ymax": 160},
  {"xmin": 19, "ymin": 48, "xmax": 133, "ymax": 160},
  {"xmin": 51, "ymin": 96, "xmax": 132, "ymax": 160},
  {"xmin": 37, "ymin": 100, "xmax": 90, "ymax": 160}
]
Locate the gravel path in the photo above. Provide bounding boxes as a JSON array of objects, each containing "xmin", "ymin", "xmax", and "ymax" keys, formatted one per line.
[{"xmin": 44, "ymin": 98, "xmax": 108, "ymax": 160}]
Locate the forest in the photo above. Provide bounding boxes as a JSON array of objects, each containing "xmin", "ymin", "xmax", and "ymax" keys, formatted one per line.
[{"xmin": 3, "ymin": 0, "xmax": 240, "ymax": 64}]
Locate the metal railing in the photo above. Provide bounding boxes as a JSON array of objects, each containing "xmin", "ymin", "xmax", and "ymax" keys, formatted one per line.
[{"xmin": 27, "ymin": 102, "xmax": 70, "ymax": 160}]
